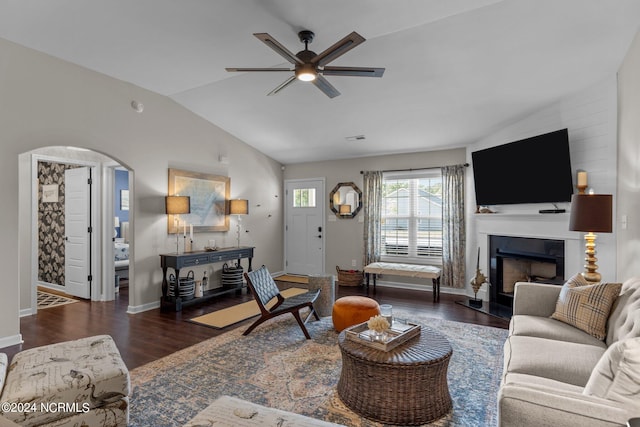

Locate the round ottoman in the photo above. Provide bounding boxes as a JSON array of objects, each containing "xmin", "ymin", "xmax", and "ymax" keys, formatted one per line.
[{"xmin": 332, "ymin": 296, "xmax": 380, "ymax": 332}]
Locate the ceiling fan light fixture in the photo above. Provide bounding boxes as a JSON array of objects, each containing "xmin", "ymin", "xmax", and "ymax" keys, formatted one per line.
[{"xmin": 295, "ymin": 64, "xmax": 316, "ymax": 81}]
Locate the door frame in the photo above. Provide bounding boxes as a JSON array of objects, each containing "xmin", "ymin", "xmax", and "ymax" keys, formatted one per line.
[
  {"xmin": 283, "ymin": 177, "xmax": 326, "ymax": 275},
  {"xmin": 30, "ymin": 154, "xmax": 102, "ymax": 310}
]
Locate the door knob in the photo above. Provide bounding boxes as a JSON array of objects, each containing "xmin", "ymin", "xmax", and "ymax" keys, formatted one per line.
[{"xmin": 317, "ymin": 235, "xmax": 322, "ymax": 238}]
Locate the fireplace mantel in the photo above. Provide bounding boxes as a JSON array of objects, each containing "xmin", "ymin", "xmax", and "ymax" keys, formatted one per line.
[{"xmin": 474, "ymin": 213, "xmax": 582, "ymax": 291}]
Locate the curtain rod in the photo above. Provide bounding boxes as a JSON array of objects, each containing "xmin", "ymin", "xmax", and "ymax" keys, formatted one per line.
[{"xmin": 360, "ymin": 163, "xmax": 469, "ymax": 174}]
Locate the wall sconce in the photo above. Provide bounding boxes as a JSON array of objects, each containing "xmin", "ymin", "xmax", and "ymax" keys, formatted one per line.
[
  {"xmin": 569, "ymin": 193, "xmax": 612, "ymax": 282},
  {"xmin": 230, "ymin": 199, "xmax": 249, "ymax": 247},
  {"xmin": 165, "ymin": 196, "xmax": 190, "ymax": 253}
]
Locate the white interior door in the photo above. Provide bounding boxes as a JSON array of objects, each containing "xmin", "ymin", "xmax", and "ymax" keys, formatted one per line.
[
  {"xmin": 64, "ymin": 167, "xmax": 91, "ymax": 298},
  {"xmin": 285, "ymin": 179, "xmax": 325, "ymax": 275}
]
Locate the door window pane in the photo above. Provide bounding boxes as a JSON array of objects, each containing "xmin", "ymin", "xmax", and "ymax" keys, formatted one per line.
[{"xmin": 293, "ymin": 188, "xmax": 317, "ymax": 207}]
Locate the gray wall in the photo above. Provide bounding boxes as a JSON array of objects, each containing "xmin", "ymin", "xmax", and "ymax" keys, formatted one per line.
[
  {"xmin": 617, "ymin": 29, "xmax": 640, "ymax": 280},
  {"xmin": 1, "ymin": 37, "xmax": 283, "ymax": 346},
  {"xmin": 283, "ymin": 148, "xmax": 466, "ymax": 283}
]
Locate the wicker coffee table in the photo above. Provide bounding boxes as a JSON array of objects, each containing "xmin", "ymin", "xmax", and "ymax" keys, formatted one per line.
[{"xmin": 337, "ymin": 326, "xmax": 453, "ymax": 425}]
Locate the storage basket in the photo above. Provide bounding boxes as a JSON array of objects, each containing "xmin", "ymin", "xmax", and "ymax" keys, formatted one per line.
[
  {"xmin": 168, "ymin": 270, "xmax": 196, "ymax": 300},
  {"xmin": 221, "ymin": 262, "xmax": 244, "ymax": 289},
  {"xmin": 336, "ymin": 266, "xmax": 363, "ymax": 287}
]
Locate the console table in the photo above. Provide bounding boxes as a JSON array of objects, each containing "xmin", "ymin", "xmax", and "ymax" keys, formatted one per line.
[{"xmin": 160, "ymin": 246, "xmax": 254, "ymax": 312}]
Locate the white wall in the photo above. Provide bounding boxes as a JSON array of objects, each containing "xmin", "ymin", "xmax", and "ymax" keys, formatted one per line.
[
  {"xmin": 466, "ymin": 75, "xmax": 619, "ymax": 295},
  {"xmin": 617, "ymin": 29, "xmax": 640, "ymax": 280},
  {"xmin": 284, "ymin": 148, "xmax": 466, "ymax": 286},
  {"xmin": 0, "ymin": 38, "xmax": 283, "ymax": 347}
]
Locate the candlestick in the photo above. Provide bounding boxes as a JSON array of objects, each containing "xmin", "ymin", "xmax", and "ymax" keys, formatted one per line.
[
  {"xmin": 183, "ymin": 221, "xmax": 186, "ymax": 236},
  {"xmin": 189, "ymin": 224, "xmax": 193, "ymax": 240},
  {"xmin": 577, "ymin": 171, "xmax": 587, "ymax": 194}
]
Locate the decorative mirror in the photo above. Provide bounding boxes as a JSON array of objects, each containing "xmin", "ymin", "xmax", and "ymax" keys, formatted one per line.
[{"xmin": 330, "ymin": 182, "xmax": 362, "ymax": 218}]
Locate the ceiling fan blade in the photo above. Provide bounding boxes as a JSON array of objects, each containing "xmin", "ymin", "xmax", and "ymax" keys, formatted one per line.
[
  {"xmin": 312, "ymin": 75, "xmax": 341, "ymax": 98},
  {"xmin": 267, "ymin": 76, "xmax": 297, "ymax": 96},
  {"xmin": 322, "ymin": 66, "xmax": 385, "ymax": 78},
  {"xmin": 254, "ymin": 33, "xmax": 304, "ymax": 65},
  {"xmin": 312, "ymin": 31, "xmax": 365, "ymax": 67},
  {"xmin": 226, "ymin": 67, "xmax": 292, "ymax": 72}
]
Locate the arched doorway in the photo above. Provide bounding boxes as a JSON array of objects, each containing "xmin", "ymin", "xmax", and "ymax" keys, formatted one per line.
[{"xmin": 18, "ymin": 146, "xmax": 134, "ymax": 314}]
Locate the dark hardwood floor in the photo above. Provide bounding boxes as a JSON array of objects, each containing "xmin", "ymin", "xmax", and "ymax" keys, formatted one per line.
[{"xmin": 5, "ymin": 282, "xmax": 508, "ymax": 370}]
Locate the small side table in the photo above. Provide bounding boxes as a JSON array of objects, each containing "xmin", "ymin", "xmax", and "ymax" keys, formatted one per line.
[
  {"xmin": 337, "ymin": 326, "xmax": 452, "ymax": 425},
  {"xmin": 307, "ymin": 274, "xmax": 335, "ymax": 317}
]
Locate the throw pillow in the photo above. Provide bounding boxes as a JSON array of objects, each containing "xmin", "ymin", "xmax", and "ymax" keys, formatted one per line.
[
  {"xmin": 584, "ymin": 337, "xmax": 640, "ymax": 406},
  {"xmin": 551, "ymin": 274, "xmax": 622, "ymax": 340}
]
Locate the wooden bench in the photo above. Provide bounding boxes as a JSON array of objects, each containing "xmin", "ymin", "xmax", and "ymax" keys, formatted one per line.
[{"xmin": 363, "ymin": 262, "xmax": 442, "ymax": 302}]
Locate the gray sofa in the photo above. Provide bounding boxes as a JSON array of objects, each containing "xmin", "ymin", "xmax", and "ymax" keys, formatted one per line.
[{"xmin": 499, "ymin": 276, "xmax": 640, "ymax": 426}]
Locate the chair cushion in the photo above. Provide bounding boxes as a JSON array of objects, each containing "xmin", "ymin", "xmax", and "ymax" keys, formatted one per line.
[
  {"xmin": 0, "ymin": 335, "xmax": 130, "ymax": 426},
  {"xmin": 551, "ymin": 273, "xmax": 622, "ymax": 340},
  {"xmin": 584, "ymin": 337, "xmax": 640, "ymax": 407}
]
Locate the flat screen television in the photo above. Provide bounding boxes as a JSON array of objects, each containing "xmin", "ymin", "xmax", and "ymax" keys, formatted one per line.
[{"xmin": 471, "ymin": 129, "xmax": 574, "ymax": 206}]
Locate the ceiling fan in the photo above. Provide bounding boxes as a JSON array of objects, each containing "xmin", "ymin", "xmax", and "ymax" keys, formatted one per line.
[{"xmin": 225, "ymin": 30, "xmax": 385, "ymax": 98}]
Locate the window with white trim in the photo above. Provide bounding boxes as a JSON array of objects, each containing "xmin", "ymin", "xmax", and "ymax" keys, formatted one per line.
[{"xmin": 381, "ymin": 170, "xmax": 442, "ymax": 263}]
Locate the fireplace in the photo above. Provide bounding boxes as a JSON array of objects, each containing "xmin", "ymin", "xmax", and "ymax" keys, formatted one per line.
[{"xmin": 489, "ymin": 235, "xmax": 565, "ymax": 315}]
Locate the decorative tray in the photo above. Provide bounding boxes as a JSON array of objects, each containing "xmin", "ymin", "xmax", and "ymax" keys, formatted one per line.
[{"xmin": 345, "ymin": 320, "xmax": 421, "ymax": 352}]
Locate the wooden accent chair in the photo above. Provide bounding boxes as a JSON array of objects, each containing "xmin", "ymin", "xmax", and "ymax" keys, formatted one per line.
[{"xmin": 243, "ymin": 266, "xmax": 320, "ymax": 339}]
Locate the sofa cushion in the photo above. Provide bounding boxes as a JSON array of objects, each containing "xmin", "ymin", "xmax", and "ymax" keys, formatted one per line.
[
  {"xmin": 606, "ymin": 276, "xmax": 640, "ymax": 345},
  {"xmin": 551, "ymin": 274, "xmax": 622, "ymax": 340},
  {"xmin": 510, "ymin": 315, "xmax": 607, "ymax": 347},
  {"xmin": 584, "ymin": 337, "xmax": 640, "ymax": 407},
  {"xmin": 504, "ymin": 335, "xmax": 606, "ymax": 387},
  {"xmin": 502, "ymin": 372, "xmax": 585, "ymax": 394}
]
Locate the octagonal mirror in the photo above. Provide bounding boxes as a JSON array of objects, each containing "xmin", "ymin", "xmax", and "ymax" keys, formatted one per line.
[{"xmin": 330, "ymin": 182, "xmax": 362, "ymax": 218}]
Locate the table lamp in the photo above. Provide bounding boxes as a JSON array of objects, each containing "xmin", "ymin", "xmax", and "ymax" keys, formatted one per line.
[
  {"xmin": 165, "ymin": 195, "xmax": 190, "ymax": 253},
  {"xmin": 230, "ymin": 199, "xmax": 249, "ymax": 247},
  {"xmin": 569, "ymin": 193, "xmax": 612, "ymax": 282}
]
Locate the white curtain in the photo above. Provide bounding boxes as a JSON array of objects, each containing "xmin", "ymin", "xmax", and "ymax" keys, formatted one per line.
[
  {"xmin": 362, "ymin": 171, "xmax": 383, "ymax": 267},
  {"xmin": 441, "ymin": 165, "xmax": 466, "ymax": 288}
]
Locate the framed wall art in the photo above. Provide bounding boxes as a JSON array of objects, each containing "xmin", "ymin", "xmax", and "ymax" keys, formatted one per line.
[
  {"xmin": 42, "ymin": 184, "xmax": 59, "ymax": 203},
  {"xmin": 168, "ymin": 168, "xmax": 230, "ymax": 233}
]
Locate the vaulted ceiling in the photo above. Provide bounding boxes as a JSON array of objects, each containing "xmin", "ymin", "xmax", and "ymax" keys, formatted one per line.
[{"xmin": 2, "ymin": 0, "xmax": 639, "ymax": 164}]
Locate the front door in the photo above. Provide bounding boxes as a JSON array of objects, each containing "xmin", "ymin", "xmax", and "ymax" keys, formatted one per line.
[
  {"xmin": 285, "ymin": 179, "xmax": 325, "ymax": 275},
  {"xmin": 64, "ymin": 167, "xmax": 91, "ymax": 298}
]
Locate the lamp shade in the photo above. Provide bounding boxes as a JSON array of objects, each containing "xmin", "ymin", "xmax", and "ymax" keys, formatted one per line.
[
  {"xmin": 569, "ymin": 194, "xmax": 612, "ymax": 233},
  {"xmin": 339, "ymin": 204, "xmax": 352, "ymax": 215},
  {"xmin": 165, "ymin": 196, "xmax": 190, "ymax": 215},
  {"xmin": 229, "ymin": 199, "xmax": 249, "ymax": 215}
]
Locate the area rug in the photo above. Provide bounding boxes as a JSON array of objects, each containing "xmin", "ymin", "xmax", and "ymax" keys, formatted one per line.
[
  {"xmin": 189, "ymin": 287, "xmax": 309, "ymax": 329},
  {"xmin": 130, "ymin": 310, "xmax": 508, "ymax": 426},
  {"xmin": 37, "ymin": 290, "xmax": 78, "ymax": 309},
  {"xmin": 275, "ymin": 274, "xmax": 309, "ymax": 285}
]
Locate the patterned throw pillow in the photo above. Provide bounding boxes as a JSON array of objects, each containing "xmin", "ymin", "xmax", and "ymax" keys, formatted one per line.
[
  {"xmin": 551, "ymin": 273, "xmax": 622, "ymax": 340},
  {"xmin": 584, "ymin": 337, "xmax": 640, "ymax": 406}
]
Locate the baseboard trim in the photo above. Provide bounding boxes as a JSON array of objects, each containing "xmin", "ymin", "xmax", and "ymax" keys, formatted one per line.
[
  {"xmin": 127, "ymin": 300, "xmax": 160, "ymax": 314},
  {"xmin": 20, "ymin": 308, "xmax": 35, "ymax": 317},
  {"xmin": 0, "ymin": 334, "xmax": 24, "ymax": 349}
]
